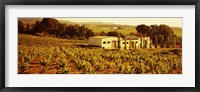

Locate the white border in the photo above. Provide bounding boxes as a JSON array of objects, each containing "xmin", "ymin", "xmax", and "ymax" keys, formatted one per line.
[{"xmin": 5, "ymin": 5, "xmax": 195, "ymax": 87}]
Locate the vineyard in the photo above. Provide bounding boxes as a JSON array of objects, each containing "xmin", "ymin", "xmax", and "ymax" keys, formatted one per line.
[{"xmin": 18, "ymin": 34, "xmax": 182, "ymax": 74}]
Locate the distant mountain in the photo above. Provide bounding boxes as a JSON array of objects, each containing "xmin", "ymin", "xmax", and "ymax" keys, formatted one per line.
[
  {"xmin": 18, "ymin": 18, "xmax": 42, "ymax": 24},
  {"xmin": 57, "ymin": 19, "xmax": 76, "ymax": 24},
  {"xmin": 82, "ymin": 21, "xmax": 115, "ymax": 25},
  {"xmin": 97, "ymin": 24, "xmax": 135, "ymax": 28},
  {"xmin": 57, "ymin": 19, "xmax": 135, "ymax": 28},
  {"xmin": 57, "ymin": 19, "xmax": 115, "ymax": 25}
]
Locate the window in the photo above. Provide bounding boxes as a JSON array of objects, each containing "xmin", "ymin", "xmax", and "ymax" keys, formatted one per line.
[
  {"xmin": 107, "ymin": 41, "xmax": 110, "ymax": 44},
  {"xmin": 123, "ymin": 42, "xmax": 125, "ymax": 44},
  {"xmin": 127, "ymin": 42, "xmax": 129, "ymax": 44},
  {"xmin": 136, "ymin": 41, "xmax": 137, "ymax": 43},
  {"xmin": 103, "ymin": 41, "xmax": 106, "ymax": 44}
]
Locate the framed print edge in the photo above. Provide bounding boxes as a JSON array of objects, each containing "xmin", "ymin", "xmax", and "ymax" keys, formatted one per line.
[
  {"xmin": 0, "ymin": 0, "xmax": 5, "ymax": 91},
  {"xmin": 0, "ymin": 0, "xmax": 200, "ymax": 92},
  {"xmin": 195, "ymin": 0, "xmax": 200, "ymax": 90}
]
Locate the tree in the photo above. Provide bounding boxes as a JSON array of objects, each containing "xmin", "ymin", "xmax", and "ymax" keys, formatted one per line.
[
  {"xmin": 65, "ymin": 24, "xmax": 94, "ymax": 39},
  {"xmin": 26, "ymin": 23, "xmax": 30, "ymax": 32},
  {"xmin": 150, "ymin": 39, "xmax": 153, "ymax": 48},
  {"xmin": 159, "ymin": 24, "xmax": 174, "ymax": 37},
  {"xmin": 158, "ymin": 24, "xmax": 174, "ymax": 47},
  {"xmin": 176, "ymin": 37, "xmax": 182, "ymax": 47},
  {"xmin": 166, "ymin": 36, "xmax": 170, "ymax": 48},
  {"xmin": 117, "ymin": 34, "xmax": 121, "ymax": 49},
  {"xmin": 150, "ymin": 24, "xmax": 159, "ymax": 45},
  {"xmin": 18, "ymin": 21, "xmax": 25, "ymax": 33},
  {"xmin": 135, "ymin": 24, "xmax": 175, "ymax": 48},
  {"xmin": 172, "ymin": 35, "xmax": 177, "ymax": 48},
  {"xmin": 100, "ymin": 31, "xmax": 107, "ymax": 36},
  {"xmin": 32, "ymin": 21, "xmax": 42, "ymax": 34},
  {"xmin": 58, "ymin": 24, "xmax": 66, "ymax": 38},
  {"xmin": 42, "ymin": 18, "xmax": 60, "ymax": 35},
  {"xmin": 79, "ymin": 25, "xmax": 88, "ymax": 37},
  {"xmin": 41, "ymin": 18, "xmax": 60, "ymax": 30},
  {"xmin": 159, "ymin": 35, "xmax": 164, "ymax": 48},
  {"xmin": 129, "ymin": 32, "xmax": 136, "ymax": 35},
  {"xmin": 107, "ymin": 31, "xmax": 120, "ymax": 36},
  {"xmin": 135, "ymin": 24, "xmax": 150, "ymax": 36},
  {"xmin": 32, "ymin": 18, "xmax": 60, "ymax": 35},
  {"xmin": 85, "ymin": 29, "xmax": 95, "ymax": 39},
  {"xmin": 154, "ymin": 35, "xmax": 158, "ymax": 48},
  {"xmin": 65, "ymin": 25, "xmax": 79, "ymax": 38}
]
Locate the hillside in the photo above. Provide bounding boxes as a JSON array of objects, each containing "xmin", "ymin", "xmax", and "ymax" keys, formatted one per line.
[
  {"xmin": 18, "ymin": 18, "xmax": 42, "ymax": 24},
  {"xmin": 57, "ymin": 19, "xmax": 182, "ymax": 37},
  {"xmin": 90, "ymin": 26, "xmax": 182, "ymax": 37},
  {"xmin": 18, "ymin": 34, "xmax": 182, "ymax": 74},
  {"xmin": 18, "ymin": 18, "xmax": 182, "ymax": 37},
  {"xmin": 171, "ymin": 27, "xmax": 182, "ymax": 37},
  {"xmin": 18, "ymin": 34, "xmax": 87, "ymax": 47}
]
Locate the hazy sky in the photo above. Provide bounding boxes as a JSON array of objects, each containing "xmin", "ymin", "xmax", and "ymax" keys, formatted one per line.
[{"xmin": 56, "ymin": 18, "xmax": 182, "ymax": 28}]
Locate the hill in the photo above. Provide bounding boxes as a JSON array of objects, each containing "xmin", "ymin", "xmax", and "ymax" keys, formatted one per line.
[
  {"xmin": 18, "ymin": 18, "xmax": 42, "ymax": 24},
  {"xmin": 18, "ymin": 18, "xmax": 182, "ymax": 37},
  {"xmin": 171, "ymin": 27, "xmax": 182, "ymax": 37},
  {"xmin": 56, "ymin": 19, "xmax": 182, "ymax": 37}
]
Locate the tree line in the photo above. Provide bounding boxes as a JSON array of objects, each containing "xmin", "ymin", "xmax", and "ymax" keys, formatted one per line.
[
  {"xmin": 136, "ymin": 24, "xmax": 180, "ymax": 48},
  {"xmin": 18, "ymin": 18, "xmax": 181, "ymax": 48},
  {"xmin": 98, "ymin": 24, "xmax": 181, "ymax": 48},
  {"xmin": 18, "ymin": 18, "xmax": 95, "ymax": 40},
  {"xmin": 18, "ymin": 18, "xmax": 125, "ymax": 40},
  {"xmin": 99, "ymin": 31, "xmax": 124, "ymax": 37}
]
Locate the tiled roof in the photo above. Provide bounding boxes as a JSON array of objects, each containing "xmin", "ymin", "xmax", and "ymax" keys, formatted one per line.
[
  {"xmin": 126, "ymin": 35, "xmax": 140, "ymax": 38},
  {"xmin": 90, "ymin": 36, "xmax": 117, "ymax": 39}
]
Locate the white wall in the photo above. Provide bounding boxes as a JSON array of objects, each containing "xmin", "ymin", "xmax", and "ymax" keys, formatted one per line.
[
  {"xmin": 88, "ymin": 38, "xmax": 102, "ymax": 46},
  {"xmin": 120, "ymin": 39, "xmax": 141, "ymax": 49},
  {"xmin": 102, "ymin": 37, "xmax": 118, "ymax": 49}
]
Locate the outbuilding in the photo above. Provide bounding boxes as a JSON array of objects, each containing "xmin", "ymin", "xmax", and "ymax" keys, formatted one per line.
[
  {"xmin": 88, "ymin": 35, "xmax": 151, "ymax": 49},
  {"xmin": 88, "ymin": 36, "xmax": 119, "ymax": 49}
]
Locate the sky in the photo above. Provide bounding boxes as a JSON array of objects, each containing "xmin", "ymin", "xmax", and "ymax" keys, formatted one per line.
[{"xmin": 56, "ymin": 18, "xmax": 182, "ymax": 28}]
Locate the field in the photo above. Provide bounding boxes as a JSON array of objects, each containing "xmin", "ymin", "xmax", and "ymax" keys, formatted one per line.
[
  {"xmin": 18, "ymin": 34, "xmax": 182, "ymax": 74},
  {"xmin": 90, "ymin": 26, "xmax": 135, "ymax": 35},
  {"xmin": 89, "ymin": 26, "xmax": 182, "ymax": 37}
]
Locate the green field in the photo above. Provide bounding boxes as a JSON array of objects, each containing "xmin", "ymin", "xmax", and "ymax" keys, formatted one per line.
[
  {"xmin": 90, "ymin": 27, "xmax": 135, "ymax": 35},
  {"xmin": 89, "ymin": 26, "xmax": 182, "ymax": 37},
  {"xmin": 18, "ymin": 34, "xmax": 182, "ymax": 74},
  {"xmin": 171, "ymin": 27, "xmax": 182, "ymax": 37}
]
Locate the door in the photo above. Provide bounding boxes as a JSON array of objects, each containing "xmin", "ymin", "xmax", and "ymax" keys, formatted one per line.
[
  {"xmin": 112, "ymin": 40, "xmax": 116, "ymax": 49},
  {"xmin": 129, "ymin": 41, "xmax": 135, "ymax": 49},
  {"xmin": 132, "ymin": 42, "xmax": 135, "ymax": 49}
]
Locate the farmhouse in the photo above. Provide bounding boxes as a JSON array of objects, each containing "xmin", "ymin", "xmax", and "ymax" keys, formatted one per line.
[
  {"xmin": 125, "ymin": 35, "xmax": 151, "ymax": 49},
  {"xmin": 112, "ymin": 27, "xmax": 118, "ymax": 30},
  {"xmin": 88, "ymin": 35, "xmax": 151, "ymax": 49},
  {"xmin": 88, "ymin": 36, "xmax": 119, "ymax": 49}
]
